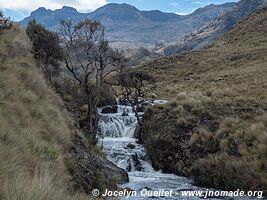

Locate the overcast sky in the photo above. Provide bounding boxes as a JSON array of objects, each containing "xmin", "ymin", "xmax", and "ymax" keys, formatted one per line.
[{"xmin": 0, "ymin": 0, "xmax": 238, "ymax": 21}]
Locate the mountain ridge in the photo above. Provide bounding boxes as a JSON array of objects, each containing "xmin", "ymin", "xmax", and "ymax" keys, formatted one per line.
[
  {"xmin": 164, "ymin": 0, "xmax": 267, "ymax": 55},
  {"xmin": 20, "ymin": 2, "xmax": 235, "ymax": 46}
]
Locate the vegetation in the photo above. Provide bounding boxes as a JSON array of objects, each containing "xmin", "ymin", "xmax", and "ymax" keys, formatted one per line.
[
  {"xmin": 140, "ymin": 92, "xmax": 267, "ymax": 191},
  {"xmin": 0, "ymin": 25, "xmax": 93, "ymax": 199},
  {"xmin": 139, "ymin": 7, "xmax": 267, "ymax": 192},
  {"xmin": 24, "ymin": 19, "xmax": 129, "ymax": 194},
  {"xmin": 26, "ymin": 20, "xmax": 64, "ymax": 85},
  {"xmin": 114, "ymin": 70, "xmax": 154, "ymax": 124},
  {"xmin": 60, "ymin": 19, "xmax": 124, "ymax": 144}
]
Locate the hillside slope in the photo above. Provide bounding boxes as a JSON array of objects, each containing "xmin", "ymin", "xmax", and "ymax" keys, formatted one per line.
[
  {"xmin": 164, "ymin": 0, "xmax": 267, "ymax": 55},
  {"xmin": 0, "ymin": 26, "xmax": 128, "ymax": 199},
  {"xmin": 139, "ymin": 7, "xmax": 267, "ymax": 191},
  {"xmin": 142, "ymin": 6, "xmax": 267, "ymax": 101},
  {"xmin": 0, "ymin": 26, "xmax": 83, "ymax": 199}
]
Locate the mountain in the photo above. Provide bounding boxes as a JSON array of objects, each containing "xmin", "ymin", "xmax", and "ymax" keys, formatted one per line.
[
  {"xmin": 164, "ymin": 0, "xmax": 267, "ymax": 55},
  {"xmin": 20, "ymin": 3, "xmax": 235, "ymax": 47},
  {"xmin": 139, "ymin": 6, "xmax": 267, "ymax": 191}
]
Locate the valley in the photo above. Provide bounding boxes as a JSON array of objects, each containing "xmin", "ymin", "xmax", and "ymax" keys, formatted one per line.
[{"xmin": 0, "ymin": 0, "xmax": 267, "ymax": 199}]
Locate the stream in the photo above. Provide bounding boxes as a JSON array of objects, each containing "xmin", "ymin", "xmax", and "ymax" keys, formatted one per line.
[{"xmin": 97, "ymin": 100, "xmax": 257, "ymax": 199}]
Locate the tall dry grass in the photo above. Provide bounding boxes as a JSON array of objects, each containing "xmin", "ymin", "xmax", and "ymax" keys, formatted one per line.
[
  {"xmin": 0, "ymin": 26, "xmax": 93, "ymax": 199},
  {"xmin": 138, "ymin": 7, "xmax": 267, "ymax": 191},
  {"xmin": 140, "ymin": 91, "xmax": 267, "ymax": 192},
  {"xmin": 140, "ymin": 8, "xmax": 267, "ymax": 102}
]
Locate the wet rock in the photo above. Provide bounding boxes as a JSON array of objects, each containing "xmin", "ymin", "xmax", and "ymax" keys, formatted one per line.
[
  {"xmin": 134, "ymin": 124, "xmax": 140, "ymax": 138},
  {"xmin": 143, "ymin": 186, "xmax": 152, "ymax": 191},
  {"xmin": 97, "ymin": 97, "xmax": 116, "ymax": 108},
  {"xmin": 118, "ymin": 99, "xmax": 130, "ymax": 106},
  {"xmin": 127, "ymin": 143, "xmax": 136, "ymax": 149},
  {"xmin": 142, "ymin": 101, "xmax": 152, "ymax": 106},
  {"xmin": 136, "ymin": 104, "xmax": 146, "ymax": 112},
  {"xmin": 122, "ymin": 110, "xmax": 129, "ymax": 116},
  {"xmin": 101, "ymin": 105, "xmax": 118, "ymax": 114},
  {"xmin": 132, "ymin": 153, "xmax": 143, "ymax": 171},
  {"xmin": 126, "ymin": 158, "xmax": 132, "ymax": 172},
  {"xmin": 69, "ymin": 135, "xmax": 129, "ymax": 193},
  {"xmin": 124, "ymin": 187, "xmax": 134, "ymax": 192}
]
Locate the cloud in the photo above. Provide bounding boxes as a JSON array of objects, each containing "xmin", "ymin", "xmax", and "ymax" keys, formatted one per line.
[
  {"xmin": 192, "ymin": 1, "xmax": 207, "ymax": 5},
  {"xmin": 0, "ymin": 0, "xmax": 107, "ymax": 13},
  {"xmin": 176, "ymin": 8, "xmax": 196, "ymax": 15},
  {"xmin": 169, "ymin": 2, "xmax": 179, "ymax": 6}
]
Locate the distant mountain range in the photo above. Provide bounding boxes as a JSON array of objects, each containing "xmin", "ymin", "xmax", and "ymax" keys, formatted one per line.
[
  {"xmin": 164, "ymin": 0, "xmax": 267, "ymax": 55},
  {"xmin": 20, "ymin": 3, "xmax": 235, "ymax": 47}
]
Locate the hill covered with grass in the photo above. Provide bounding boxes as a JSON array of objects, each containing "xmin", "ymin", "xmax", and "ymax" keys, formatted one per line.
[
  {"xmin": 139, "ymin": 7, "xmax": 267, "ymax": 192},
  {"xmin": 0, "ymin": 24, "xmax": 130, "ymax": 199},
  {"xmin": 0, "ymin": 26, "xmax": 96, "ymax": 199},
  {"xmin": 141, "ymin": 6, "xmax": 267, "ymax": 101}
]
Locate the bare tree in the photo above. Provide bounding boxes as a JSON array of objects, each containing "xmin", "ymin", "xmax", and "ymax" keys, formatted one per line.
[
  {"xmin": 60, "ymin": 19, "xmax": 121, "ymax": 143},
  {"xmin": 116, "ymin": 70, "xmax": 154, "ymax": 125}
]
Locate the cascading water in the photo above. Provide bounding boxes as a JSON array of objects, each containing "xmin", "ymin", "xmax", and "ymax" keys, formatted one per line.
[{"xmin": 97, "ymin": 100, "xmax": 250, "ymax": 199}]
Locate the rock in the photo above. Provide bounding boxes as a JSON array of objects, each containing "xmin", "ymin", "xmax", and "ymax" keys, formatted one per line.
[
  {"xmin": 142, "ymin": 101, "xmax": 152, "ymax": 106},
  {"xmin": 101, "ymin": 105, "xmax": 118, "ymax": 114},
  {"xmin": 126, "ymin": 158, "xmax": 131, "ymax": 172},
  {"xmin": 70, "ymin": 135, "xmax": 129, "ymax": 193},
  {"xmin": 143, "ymin": 186, "xmax": 152, "ymax": 190},
  {"xmin": 134, "ymin": 124, "xmax": 140, "ymax": 139},
  {"xmin": 164, "ymin": 0, "xmax": 266, "ymax": 56},
  {"xmin": 151, "ymin": 93, "xmax": 158, "ymax": 99},
  {"xmin": 118, "ymin": 99, "xmax": 130, "ymax": 106},
  {"xmin": 132, "ymin": 153, "xmax": 143, "ymax": 171},
  {"xmin": 122, "ymin": 110, "xmax": 129, "ymax": 116},
  {"xmin": 124, "ymin": 187, "xmax": 134, "ymax": 192},
  {"xmin": 127, "ymin": 143, "xmax": 136, "ymax": 149},
  {"xmin": 136, "ymin": 105, "xmax": 145, "ymax": 112}
]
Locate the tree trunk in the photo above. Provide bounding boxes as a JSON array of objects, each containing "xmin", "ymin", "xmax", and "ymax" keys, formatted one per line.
[
  {"xmin": 134, "ymin": 107, "xmax": 142, "ymax": 125},
  {"xmin": 86, "ymin": 89, "xmax": 95, "ymax": 142},
  {"xmin": 129, "ymin": 98, "xmax": 143, "ymax": 126}
]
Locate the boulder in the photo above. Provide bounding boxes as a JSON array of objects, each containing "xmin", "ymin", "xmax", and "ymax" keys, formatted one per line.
[
  {"xmin": 118, "ymin": 99, "xmax": 130, "ymax": 106},
  {"xmin": 101, "ymin": 105, "xmax": 118, "ymax": 114},
  {"xmin": 136, "ymin": 105, "xmax": 146, "ymax": 112},
  {"xmin": 132, "ymin": 153, "xmax": 143, "ymax": 171},
  {"xmin": 70, "ymin": 135, "xmax": 129, "ymax": 193},
  {"xmin": 122, "ymin": 110, "xmax": 129, "ymax": 116},
  {"xmin": 127, "ymin": 143, "xmax": 136, "ymax": 149}
]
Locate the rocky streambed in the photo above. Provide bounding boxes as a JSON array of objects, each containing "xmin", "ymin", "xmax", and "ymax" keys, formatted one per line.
[{"xmin": 97, "ymin": 100, "xmax": 211, "ymax": 199}]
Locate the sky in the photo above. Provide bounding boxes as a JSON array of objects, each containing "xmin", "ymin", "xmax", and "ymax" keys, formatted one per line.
[{"xmin": 0, "ymin": 0, "xmax": 238, "ymax": 21}]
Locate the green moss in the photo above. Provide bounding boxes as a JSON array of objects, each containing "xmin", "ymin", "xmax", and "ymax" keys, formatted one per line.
[{"xmin": 33, "ymin": 145, "xmax": 59, "ymax": 160}]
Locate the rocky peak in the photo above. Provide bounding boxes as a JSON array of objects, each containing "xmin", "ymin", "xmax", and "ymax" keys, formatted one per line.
[{"xmin": 164, "ymin": 0, "xmax": 267, "ymax": 55}]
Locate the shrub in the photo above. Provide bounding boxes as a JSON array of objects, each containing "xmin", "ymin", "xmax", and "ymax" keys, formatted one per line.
[{"xmin": 26, "ymin": 20, "xmax": 64, "ymax": 84}]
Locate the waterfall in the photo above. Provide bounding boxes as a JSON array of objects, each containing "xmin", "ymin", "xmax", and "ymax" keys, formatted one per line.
[
  {"xmin": 98, "ymin": 104, "xmax": 138, "ymax": 138},
  {"xmin": 97, "ymin": 102, "xmax": 150, "ymax": 172},
  {"xmin": 97, "ymin": 100, "xmax": 236, "ymax": 199}
]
